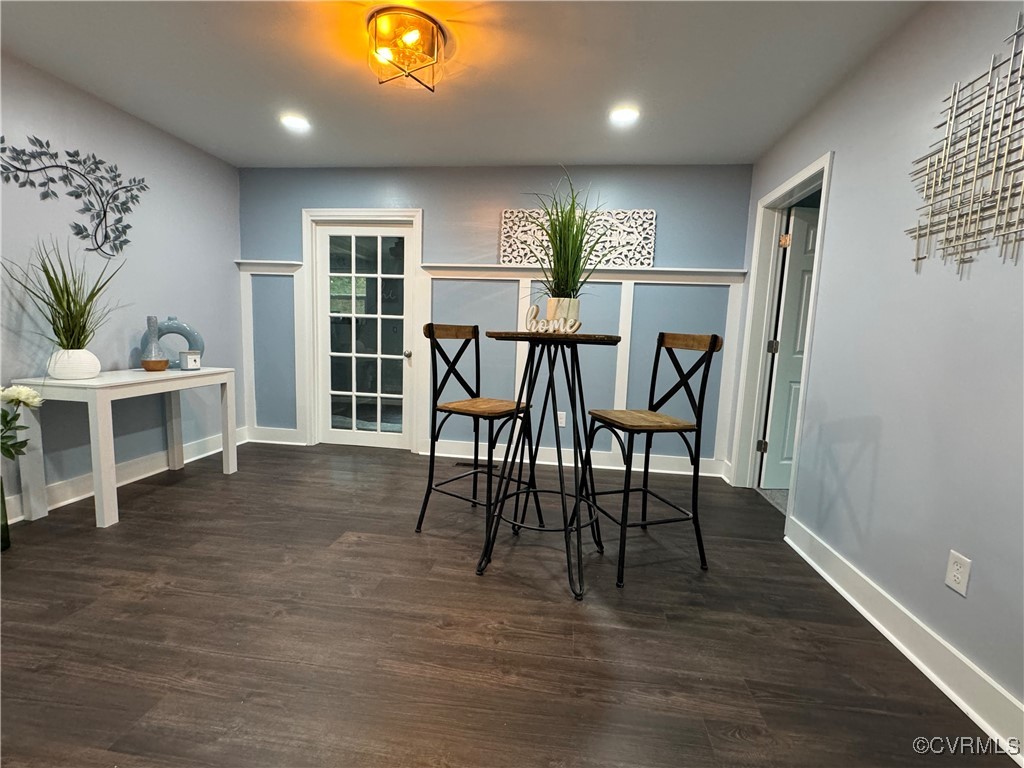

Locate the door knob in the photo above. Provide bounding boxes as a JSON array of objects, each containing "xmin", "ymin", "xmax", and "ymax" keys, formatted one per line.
[{"xmin": 403, "ymin": 350, "xmax": 413, "ymax": 359}]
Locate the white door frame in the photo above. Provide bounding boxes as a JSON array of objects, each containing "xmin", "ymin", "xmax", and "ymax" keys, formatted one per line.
[
  {"xmin": 729, "ymin": 152, "xmax": 833, "ymax": 515},
  {"xmin": 300, "ymin": 208, "xmax": 427, "ymax": 450}
]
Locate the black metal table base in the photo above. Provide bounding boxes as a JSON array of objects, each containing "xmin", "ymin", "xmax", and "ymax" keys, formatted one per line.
[{"xmin": 476, "ymin": 341, "xmax": 606, "ymax": 599}]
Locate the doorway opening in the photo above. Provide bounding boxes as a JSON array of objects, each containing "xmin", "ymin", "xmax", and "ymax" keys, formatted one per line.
[
  {"xmin": 757, "ymin": 192, "xmax": 821, "ymax": 513},
  {"xmin": 729, "ymin": 152, "xmax": 832, "ymax": 519},
  {"xmin": 302, "ymin": 208, "xmax": 425, "ymax": 451}
]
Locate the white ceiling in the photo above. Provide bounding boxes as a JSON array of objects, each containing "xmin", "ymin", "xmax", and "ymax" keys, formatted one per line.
[{"xmin": 0, "ymin": 1, "xmax": 920, "ymax": 168}]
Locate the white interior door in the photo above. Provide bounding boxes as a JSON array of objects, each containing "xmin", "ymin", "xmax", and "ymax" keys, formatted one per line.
[
  {"xmin": 761, "ymin": 205, "xmax": 818, "ymax": 489},
  {"xmin": 315, "ymin": 223, "xmax": 415, "ymax": 448}
]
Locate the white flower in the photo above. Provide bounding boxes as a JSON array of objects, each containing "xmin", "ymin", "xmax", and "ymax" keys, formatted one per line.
[{"xmin": 0, "ymin": 385, "xmax": 44, "ymax": 408}]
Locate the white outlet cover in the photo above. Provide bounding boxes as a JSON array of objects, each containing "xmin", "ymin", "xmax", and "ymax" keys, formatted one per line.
[{"xmin": 945, "ymin": 549, "xmax": 971, "ymax": 597}]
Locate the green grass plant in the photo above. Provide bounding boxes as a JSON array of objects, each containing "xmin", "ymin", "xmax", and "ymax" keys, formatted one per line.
[
  {"xmin": 3, "ymin": 240, "xmax": 122, "ymax": 349},
  {"xmin": 528, "ymin": 175, "xmax": 609, "ymax": 299}
]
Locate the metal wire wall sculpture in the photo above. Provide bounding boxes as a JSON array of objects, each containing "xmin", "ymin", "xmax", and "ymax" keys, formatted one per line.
[{"xmin": 907, "ymin": 13, "xmax": 1024, "ymax": 275}]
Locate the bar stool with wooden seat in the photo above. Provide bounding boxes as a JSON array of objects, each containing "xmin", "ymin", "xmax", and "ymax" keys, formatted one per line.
[
  {"xmin": 417, "ymin": 323, "xmax": 539, "ymax": 549},
  {"xmin": 583, "ymin": 332, "xmax": 722, "ymax": 587}
]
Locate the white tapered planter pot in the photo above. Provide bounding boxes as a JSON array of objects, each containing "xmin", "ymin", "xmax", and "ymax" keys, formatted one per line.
[{"xmin": 46, "ymin": 349, "xmax": 101, "ymax": 380}]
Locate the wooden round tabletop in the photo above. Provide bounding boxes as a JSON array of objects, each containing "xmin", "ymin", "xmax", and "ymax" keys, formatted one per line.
[{"xmin": 486, "ymin": 331, "xmax": 621, "ymax": 345}]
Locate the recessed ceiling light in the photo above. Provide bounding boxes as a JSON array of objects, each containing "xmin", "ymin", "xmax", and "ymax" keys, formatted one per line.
[
  {"xmin": 280, "ymin": 113, "xmax": 311, "ymax": 134},
  {"xmin": 609, "ymin": 105, "xmax": 640, "ymax": 129}
]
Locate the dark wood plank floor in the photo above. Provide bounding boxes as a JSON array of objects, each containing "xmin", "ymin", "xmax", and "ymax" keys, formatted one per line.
[{"xmin": 1, "ymin": 444, "xmax": 1003, "ymax": 767}]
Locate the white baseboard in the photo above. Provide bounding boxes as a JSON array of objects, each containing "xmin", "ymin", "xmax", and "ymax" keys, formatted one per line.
[
  {"xmin": 228, "ymin": 431, "xmax": 725, "ymax": 477},
  {"xmin": 245, "ymin": 426, "xmax": 308, "ymax": 445},
  {"xmin": 720, "ymin": 457, "xmax": 735, "ymax": 486},
  {"xmin": 3, "ymin": 430, "xmax": 718, "ymax": 526},
  {"xmin": 3, "ymin": 426, "xmax": 251, "ymax": 524},
  {"xmin": 785, "ymin": 516, "xmax": 1024, "ymax": 766},
  {"xmin": 419, "ymin": 438, "xmax": 726, "ymax": 478}
]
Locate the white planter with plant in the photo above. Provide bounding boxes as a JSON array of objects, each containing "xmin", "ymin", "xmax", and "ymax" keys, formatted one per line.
[
  {"xmin": 3, "ymin": 240, "xmax": 122, "ymax": 380},
  {"xmin": 45, "ymin": 349, "xmax": 101, "ymax": 379},
  {"xmin": 527, "ymin": 174, "xmax": 609, "ymax": 330}
]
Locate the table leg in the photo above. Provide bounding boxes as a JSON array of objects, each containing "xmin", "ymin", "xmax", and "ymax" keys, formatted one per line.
[
  {"xmin": 555, "ymin": 345, "xmax": 587, "ymax": 599},
  {"xmin": 18, "ymin": 403, "xmax": 48, "ymax": 521},
  {"xmin": 165, "ymin": 391, "xmax": 184, "ymax": 470},
  {"xmin": 87, "ymin": 393, "xmax": 119, "ymax": 528},
  {"xmin": 220, "ymin": 376, "xmax": 238, "ymax": 475},
  {"xmin": 478, "ymin": 343, "xmax": 539, "ymax": 573},
  {"xmin": 569, "ymin": 345, "xmax": 603, "ymax": 552}
]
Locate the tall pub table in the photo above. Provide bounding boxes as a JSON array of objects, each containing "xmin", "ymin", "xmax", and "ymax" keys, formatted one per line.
[
  {"xmin": 12, "ymin": 367, "xmax": 237, "ymax": 528},
  {"xmin": 479, "ymin": 331, "xmax": 620, "ymax": 599}
]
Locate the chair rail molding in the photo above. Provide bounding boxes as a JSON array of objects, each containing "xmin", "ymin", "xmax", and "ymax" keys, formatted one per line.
[{"xmin": 422, "ymin": 263, "xmax": 747, "ymax": 283}]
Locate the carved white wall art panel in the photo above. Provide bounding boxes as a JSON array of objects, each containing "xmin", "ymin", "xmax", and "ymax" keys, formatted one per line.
[
  {"xmin": 907, "ymin": 13, "xmax": 1024, "ymax": 275},
  {"xmin": 499, "ymin": 209, "xmax": 656, "ymax": 268}
]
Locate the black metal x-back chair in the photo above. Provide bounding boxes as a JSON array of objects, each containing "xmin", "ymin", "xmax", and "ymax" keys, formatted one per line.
[
  {"xmin": 417, "ymin": 324, "xmax": 539, "ymax": 552},
  {"xmin": 584, "ymin": 332, "xmax": 722, "ymax": 587}
]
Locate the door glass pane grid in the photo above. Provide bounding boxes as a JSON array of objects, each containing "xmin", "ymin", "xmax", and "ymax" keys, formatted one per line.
[{"xmin": 326, "ymin": 234, "xmax": 406, "ymax": 435}]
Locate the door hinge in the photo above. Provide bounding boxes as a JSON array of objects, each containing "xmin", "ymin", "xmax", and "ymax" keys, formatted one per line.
[
  {"xmin": 756, "ymin": 439, "xmax": 768, "ymax": 453},
  {"xmin": 767, "ymin": 339, "xmax": 780, "ymax": 354},
  {"xmin": 779, "ymin": 233, "xmax": 792, "ymax": 248}
]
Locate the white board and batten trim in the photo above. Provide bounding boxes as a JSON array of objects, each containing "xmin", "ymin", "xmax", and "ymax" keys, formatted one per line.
[
  {"xmin": 3, "ymin": 427, "xmax": 251, "ymax": 524},
  {"xmin": 235, "ymin": 259, "xmax": 309, "ymax": 445},
  {"xmin": 238, "ymin": 236, "xmax": 748, "ymax": 463},
  {"xmin": 426, "ymin": 264, "xmax": 747, "ymax": 479},
  {"xmin": 786, "ymin": 516, "xmax": 1024, "ymax": 766},
  {"xmin": 241, "ymin": 207, "xmax": 430, "ymax": 449},
  {"xmin": 613, "ymin": 282, "xmax": 635, "ymax": 409},
  {"xmin": 86, "ymin": 226, "xmax": 742, "ymax": 471}
]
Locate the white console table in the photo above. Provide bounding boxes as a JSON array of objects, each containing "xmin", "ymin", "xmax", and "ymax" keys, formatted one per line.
[{"xmin": 12, "ymin": 367, "xmax": 237, "ymax": 528}]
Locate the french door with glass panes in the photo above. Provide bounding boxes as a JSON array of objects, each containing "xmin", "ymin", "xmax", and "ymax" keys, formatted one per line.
[{"xmin": 316, "ymin": 224, "xmax": 414, "ymax": 448}]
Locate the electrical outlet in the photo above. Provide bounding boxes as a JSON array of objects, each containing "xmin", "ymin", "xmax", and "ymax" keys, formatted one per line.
[
  {"xmin": 557, "ymin": 411, "xmax": 566, "ymax": 428},
  {"xmin": 945, "ymin": 550, "xmax": 971, "ymax": 597}
]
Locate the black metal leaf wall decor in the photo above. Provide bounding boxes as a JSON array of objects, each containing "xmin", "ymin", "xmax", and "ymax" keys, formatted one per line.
[{"xmin": 1, "ymin": 135, "xmax": 149, "ymax": 258}]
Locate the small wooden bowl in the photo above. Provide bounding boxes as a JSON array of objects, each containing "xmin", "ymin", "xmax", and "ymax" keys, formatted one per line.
[{"xmin": 141, "ymin": 359, "xmax": 169, "ymax": 372}]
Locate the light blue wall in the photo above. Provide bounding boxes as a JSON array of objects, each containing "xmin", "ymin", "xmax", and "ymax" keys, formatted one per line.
[
  {"xmin": 627, "ymin": 285, "xmax": 728, "ymax": 459},
  {"xmin": 239, "ymin": 165, "xmax": 751, "ymax": 441},
  {"xmin": 36, "ymin": 398, "xmax": 167, "ymax": 481},
  {"xmin": 252, "ymin": 275, "xmax": 297, "ymax": 429},
  {"xmin": 420, "ymin": 278, "xmax": 726, "ymax": 460},
  {"xmin": 239, "ymin": 166, "xmax": 751, "ymax": 267},
  {"xmin": 430, "ymin": 280, "xmax": 520, "ymax": 443},
  {"xmin": 1, "ymin": 57, "xmax": 242, "ymax": 497},
  {"xmin": 530, "ymin": 281, "xmax": 621, "ymax": 453},
  {"xmin": 747, "ymin": 3, "xmax": 1022, "ymax": 700}
]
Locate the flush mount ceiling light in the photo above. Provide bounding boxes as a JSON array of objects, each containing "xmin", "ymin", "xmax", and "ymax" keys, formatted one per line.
[
  {"xmin": 609, "ymin": 105, "xmax": 641, "ymax": 129},
  {"xmin": 367, "ymin": 6, "xmax": 448, "ymax": 93},
  {"xmin": 280, "ymin": 113, "xmax": 311, "ymax": 134}
]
